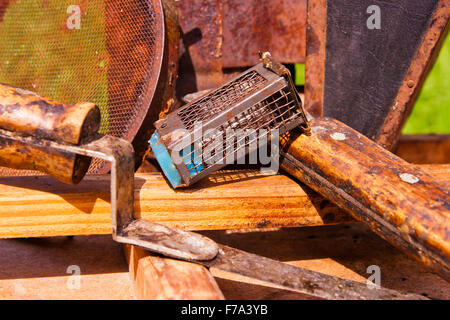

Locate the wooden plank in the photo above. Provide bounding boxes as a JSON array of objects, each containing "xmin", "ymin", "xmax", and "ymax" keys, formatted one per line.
[
  {"xmin": 124, "ymin": 244, "xmax": 224, "ymax": 300},
  {"xmin": 0, "ymin": 235, "xmax": 136, "ymax": 299},
  {"xmin": 0, "ymin": 165, "xmax": 448, "ymax": 240},
  {"xmin": 396, "ymin": 134, "xmax": 450, "ymax": 164},
  {"xmin": 0, "ymin": 170, "xmax": 351, "ymax": 239}
]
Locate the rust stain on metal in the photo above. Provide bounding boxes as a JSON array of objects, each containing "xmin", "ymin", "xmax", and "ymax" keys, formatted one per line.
[
  {"xmin": 176, "ymin": 0, "xmax": 307, "ymax": 99},
  {"xmin": 221, "ymin": 0, "xmax": 306, "ymax": 68},
  {"xmin": 377, "ymin": 0, "xmax": 450, "ymax": 150},
  {"xmin": 304, "ymin": 0, "xmax": 327, "ymax": 118}
]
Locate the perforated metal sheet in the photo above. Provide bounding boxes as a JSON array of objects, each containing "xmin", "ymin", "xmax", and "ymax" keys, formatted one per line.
[{"xmin": 0, "ymin": 0, "xmax": 166, "ymax": 175}]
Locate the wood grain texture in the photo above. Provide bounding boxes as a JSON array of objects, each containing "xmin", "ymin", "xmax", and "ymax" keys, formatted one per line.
[
  {"xmin": 396, "ymin": 134, "xmax": 450, "ymax": 164},
  {"xmin": 0, "ymin": 82, "xmax": 100, "ymax": 145},
  {"xmin": 124, "ymin": 244, "xmax": 224, "ymax": 300},
  {"xmin": 281, "ymin": 118, "xmax": 450, "ymax": 280},
  {"xmin": 0, "ymin": 170, "xmax": 353, "ymax": 239},
  {"xmin": 0, "ymin": 83, "xmax": 100, "ymax": 184}
]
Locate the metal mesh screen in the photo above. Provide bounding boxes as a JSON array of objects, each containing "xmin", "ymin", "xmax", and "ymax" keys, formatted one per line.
[
  {"xmin": 177, "ymin": 71, "xmax": 268, "ymax": 130},
  {"xmin": 182, "ymin": 86, "xmax": 299, "ymax": 175},
  {"xmin": 0, "ymin": 0, "xmax": 163, "ymax": 175}
]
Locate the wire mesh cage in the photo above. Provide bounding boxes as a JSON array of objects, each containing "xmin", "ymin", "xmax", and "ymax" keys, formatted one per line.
[{"xmin": 150, "ymin": 52, "xmax": 309, "ymax": 188}]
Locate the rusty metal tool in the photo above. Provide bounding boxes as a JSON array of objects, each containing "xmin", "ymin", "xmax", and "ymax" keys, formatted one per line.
[
  {"xmin": 280, "ymin": 120, "xmax": 450, "ymax": 281},
  {"xmin": 150, "ymin": 52, "xmax": 310, "ymax": 188},
  {"xmin": 0, "ymin": 83, "xmax": 426, "ymax": 300}
]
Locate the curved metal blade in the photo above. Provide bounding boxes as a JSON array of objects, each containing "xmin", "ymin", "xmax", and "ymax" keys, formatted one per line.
[{"xmin": 200, "ymin": 245, "xmax": 428, "ymax": 300}]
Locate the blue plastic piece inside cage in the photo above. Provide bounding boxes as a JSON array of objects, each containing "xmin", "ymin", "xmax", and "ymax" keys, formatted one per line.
[
  {"xmin": 181, "ymin": 144, "xmax": 204, "ymax": 177},
  {"xmin": 150, "ymin": 131, "xmax": 204, "ymax": 188}
]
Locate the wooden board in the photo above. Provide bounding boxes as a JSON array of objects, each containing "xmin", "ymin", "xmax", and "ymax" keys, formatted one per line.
[
  {"xmin": 305, "ymin": 0, "xmax": 449, "ymax": 149},
  {"xmin": 0, "ymin": 166, "xmax": 448, "ymax": 239},
  {"xmin": 205, "ymin": 223, "xmax": 450, "ymax": 299},
  {"xmin": 0, "ymin": 170, "xmax": 351, "ymax": 239},
  {"xmin": 396, "ymin": 134, "xmax": 450, "ymax": 164},
  {"xmin": 221, "ymin": 0, "xmax": 306, "ymax": 68},
  {"xmin": 1, "ymin": 224, "xmax": 449, "ymax": 299},
  {"xmin": 124, "ymin": 244, "xmax": 224, "ymax": 300}
]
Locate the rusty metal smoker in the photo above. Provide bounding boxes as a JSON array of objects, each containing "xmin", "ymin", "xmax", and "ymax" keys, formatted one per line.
[{"xmin": 150, "ymin": 52, "xmax": 310, "ymax": 188}]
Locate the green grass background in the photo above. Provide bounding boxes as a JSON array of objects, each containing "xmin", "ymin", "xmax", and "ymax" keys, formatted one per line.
[
  {"xmin": 402, "ymin": 34, "xmax": 450, "ymax": 134},
  {"xmin": 295, "ymin": 34, "xmax": 449, "ymax": 134}
]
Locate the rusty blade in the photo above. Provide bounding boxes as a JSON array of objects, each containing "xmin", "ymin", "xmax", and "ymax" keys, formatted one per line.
[
  {"xmin": 120, "ymin": 219, "xmax": 428, "ymax": 299},
  {"xmin": 199, "ymin": 245, "xmax": 428, "ymax": 300},
  {"xmin": 117, "ymin": 219, "xmax": 220, "ymax": 261},
  {"xmin": 110, "ymin": 216, "xmax": 426, "ymax": 299}
]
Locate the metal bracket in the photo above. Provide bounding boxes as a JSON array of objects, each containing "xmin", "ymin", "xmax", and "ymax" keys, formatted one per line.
[
  {"xmin": 0, "ymin": 130, "xmax": 218, "ymax": 261},
  {"xmin": 259, "ymin": 51, "xmax": 311, "ymax": 135}
]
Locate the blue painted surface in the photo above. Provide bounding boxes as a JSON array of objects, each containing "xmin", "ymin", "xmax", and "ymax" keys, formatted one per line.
[
  {"xmin": 149, "ymin": 131, "xmax": 182, "ymax": 188},
  {"xmin": 181, "ymin": 145, "xmax": 204, "ymax": 176}
]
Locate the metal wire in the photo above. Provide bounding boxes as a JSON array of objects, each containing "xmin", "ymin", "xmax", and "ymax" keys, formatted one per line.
[
  {"xmin": 177, "ymin": 71, "xmax": 268, "ymax": 130},
  {"xmin": 180, "ymin": 87, "xmax": 299, "ymax": 175},
  {"xmin": 0, "ymin": 0, "xmax": 160, "ymax": 176}
]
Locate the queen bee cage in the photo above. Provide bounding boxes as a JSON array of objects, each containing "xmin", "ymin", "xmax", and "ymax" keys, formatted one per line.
[{"xmin": 150, "ymin": 52, "xmax": 309, "ymax": 188}]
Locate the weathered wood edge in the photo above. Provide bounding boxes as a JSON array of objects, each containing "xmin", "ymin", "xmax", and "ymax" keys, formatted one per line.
[{"xmin": 123, "ymin": 244, "xmax": 225, "ymax": 300}]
